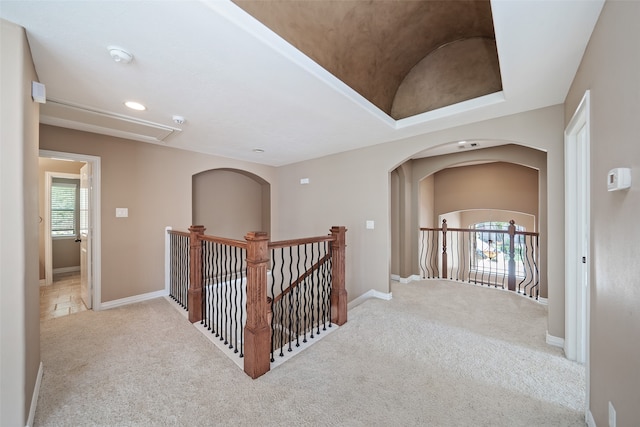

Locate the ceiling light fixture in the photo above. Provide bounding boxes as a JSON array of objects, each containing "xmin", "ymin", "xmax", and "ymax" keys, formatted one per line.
[
  {"xmin": 125, "ymin": 101, "xmax": 146, "ymax": 111},
  {"xmin": 108, "ymin": 46, "xmax": 133, "ymax": 64}
]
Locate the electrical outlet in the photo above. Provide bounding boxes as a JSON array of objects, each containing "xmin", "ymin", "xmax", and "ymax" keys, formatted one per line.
[{"xmin": 609, "ymin": 401, "xmax": 616, "ymax": 427}]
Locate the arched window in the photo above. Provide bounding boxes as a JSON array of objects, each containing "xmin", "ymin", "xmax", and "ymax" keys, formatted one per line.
[{"xmin": 471, "ymin": 221, "xmax": 526, "ymax": 277}]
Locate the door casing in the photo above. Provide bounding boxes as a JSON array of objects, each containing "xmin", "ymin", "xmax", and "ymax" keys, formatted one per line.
[
  {"xmin": 564, "ymin": 90, "xmax": 591, "ymax": 420},
  {"xmin": 40, "ymin": 150, "xmax": 102, "ymax": 309}
]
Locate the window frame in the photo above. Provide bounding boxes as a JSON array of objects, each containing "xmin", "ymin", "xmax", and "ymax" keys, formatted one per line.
[
  {"xmin": 50, "ymin": 179, "xmax": 79, "ymax": 239},
  {"xmin": 45, "ymin": 172, "xmax": 81, "ymax": 241}
]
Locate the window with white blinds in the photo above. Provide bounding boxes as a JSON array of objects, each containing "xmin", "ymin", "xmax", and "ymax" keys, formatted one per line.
[{"xmin": 51, "ymin": 180, "xmax": 78, "ymax": 237}]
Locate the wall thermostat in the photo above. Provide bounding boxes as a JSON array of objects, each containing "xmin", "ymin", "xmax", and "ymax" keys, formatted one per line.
[
  {"xmin": 31, "ymin": 81, "xmax": 46, "ymax": 103},
  {"xmin": 607, "ymin": 168, "xmax": 631, "ymax": 191}
]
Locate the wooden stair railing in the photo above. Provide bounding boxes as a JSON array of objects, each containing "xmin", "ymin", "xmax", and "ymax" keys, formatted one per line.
[{"xmin": 171, "ymin": 225, "xmax": 347, "ymax": 379}]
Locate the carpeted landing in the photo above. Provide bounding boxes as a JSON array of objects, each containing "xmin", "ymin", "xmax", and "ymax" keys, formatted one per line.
[{"xmin": 35, "ymin": 280, "xmax": 585, "ymax": 426}]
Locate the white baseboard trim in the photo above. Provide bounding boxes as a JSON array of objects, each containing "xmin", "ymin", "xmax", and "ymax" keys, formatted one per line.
[
  {"xmin": 391, "ymin": 274, "xmax": 421, "ymax": 284},
  {"xmin": 348, "ymin": 289, "xmax": 392, "ymax": 310},
  {"xmin": 99, "ymin": 289, "xmax": 169, "ymax": 311},
  {"xmin": 546, "ymin": 331, "xmax": 565, "ymax": 348},
  {"xmin": 52, "ymin": 266, "xmax": 80, "ymax": 274},
  {"xmin": 26, "ymin": 361, "xmax": 43, "ymax": 427},
  {"xmin": 538, "ymin": 296, "xmax": 548, "ymax": 305},
  {"xmin": 586, "ymin": 409, "xmax": 596, "ymax": 427}
]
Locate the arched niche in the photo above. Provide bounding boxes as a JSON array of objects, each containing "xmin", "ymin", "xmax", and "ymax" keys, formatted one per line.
[{"xmin": 192, "ymin": 168, "xmax": 270, "ymax": 240}]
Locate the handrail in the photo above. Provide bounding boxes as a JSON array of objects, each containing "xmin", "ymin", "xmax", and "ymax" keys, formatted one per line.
[
  {"xmin": 269, "ymin": 234, "xmax": 335, "ymax": 249},
  {"xmin": 167, "ymin": 229, "xmax": 190, "ymax": 237},
  {"xmin": 420, "ymin": 226, "xmax": 538, "ymax": 237},
  {"xmin": 201, "ymin": 234, "xmax": 247, "ymax": 248}
]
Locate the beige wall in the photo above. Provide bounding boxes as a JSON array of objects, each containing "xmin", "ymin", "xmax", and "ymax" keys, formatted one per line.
[
  {"xmin": 0, "ymin": 19, "xmax": 41, "ymax": 426},
  {"xmin": 418, "ymin": 173, "xmax": 435, "ymax": 228},
  {"xmin": 564, "ymin": 1, "xmax": 640, "ymax": 424},
  {"xmin": 52, "ymin": 238, "xmax": 80, "ymax": 269},
  {"xmin": 433, "ymin": 162, "xmax": 538, "ymax": 218},
  {"xmin": 40, "ymin": 125, "xmax": 277, "ymax": 303},
  {"xmin": 192, "ymin": 169, "xmax": 270, "ymax": 240},
  {"xmin": 38, "ymin": 158, "xmax": 84, "ymax": 279},
  {"xmin": 457, "ymin": 210, "xmax": 535, "ymax": 233},
  {"xmin": 276, "ymin": 106, "xmax": 564, "ymax": 338}
]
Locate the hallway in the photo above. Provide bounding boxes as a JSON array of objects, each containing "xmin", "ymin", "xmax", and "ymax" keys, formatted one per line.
[{"xmin": 40, "ymin": 272, "xmax": 86, "ymax": 321}]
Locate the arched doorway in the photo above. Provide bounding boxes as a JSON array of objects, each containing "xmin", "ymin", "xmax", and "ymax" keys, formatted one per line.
[
  {"xmin": 390, "ymin": 143, "xmax": 548, "ymax": 299},
  {"xmin": 192, "ymin": 168, "xmax": 271, "ymax": 239}
]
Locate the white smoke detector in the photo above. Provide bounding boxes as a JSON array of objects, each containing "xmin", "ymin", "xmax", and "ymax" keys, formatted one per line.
[
  {"xmin": 172, "ymin": 115, "xmax": 185, "ymax": 125},
  {"xmin": 108, "ymin": 46, "xmax": 133, "ymax": 64}
]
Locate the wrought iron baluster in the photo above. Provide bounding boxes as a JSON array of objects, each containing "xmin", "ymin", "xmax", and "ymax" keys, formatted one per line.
[
  {"xmin": 210, "ymin": 242, "xmax": 216, "ymax": 325},
  {"xmin": 181, "ymin": 235, "xmax": 187, "ymax": 308},
  {"xmin": 202, "ymin": 241, "xmax": 209, "ymax": 328},
  {"xmin": 269, "ymin": 249, "xmax": 276, "ymax": 362},
  {"xmin": 232, "ymin": 246, "xmax": 239, "ymax": 353},
  {"xmin": 328, "ymin": 241, "xmax": 332, "ymax": 328},
  {"xmin": 223, "ymin": 244, "xmax": 230, "ymax": 346},
  {"xmin": 279, "ymin": 247, "xmax": 286, "ymax": 357},
  {"xmin": 419, "ymin": 231, "xmax": 426, "ymax": 278},
  {"xmin": 238, "ymin": 244, "xmax": 242, "ymax": 357},
  {"xmin": 431, "ymin": 230, "xmax": 439, "ymax": 278}
]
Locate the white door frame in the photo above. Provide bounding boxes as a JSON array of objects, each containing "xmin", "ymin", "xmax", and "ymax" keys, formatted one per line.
[
  {"xmin": 44, "ymin": 171, "xmax": 80, "ymax": 285},
  {"xmin": 40, "ymin": 149, "xmax": 102, "ymax": 310},
  {"xmin": 564, "ymin": 90, "xmax": 590, "ymax": 419}
]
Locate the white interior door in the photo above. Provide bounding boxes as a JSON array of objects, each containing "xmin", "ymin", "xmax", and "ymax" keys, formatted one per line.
[
  {"xmin": 80, "ymin": 162, "xmax": 92, "ymax": 309},
  {"xmin": 575, "ymin": 124, "xmax": 589, "ymax": 363},
  {"xmin": 565, "ymin": 91, "xmax": 590, "ymax": 365}
]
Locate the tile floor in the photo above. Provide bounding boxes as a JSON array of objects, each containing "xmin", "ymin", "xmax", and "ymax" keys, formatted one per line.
[{"xmin": 40, "ymin": 272, "xmax": 87, "ymax": 320}]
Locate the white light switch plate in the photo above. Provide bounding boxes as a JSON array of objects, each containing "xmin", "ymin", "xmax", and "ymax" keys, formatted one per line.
[
  {"xmin": 366, "ymin": 220, "xmax": 375, "ymax": 229},
  {"xmin": 116, "ymin": 208, "xmax": 128, "ymax": 218}
]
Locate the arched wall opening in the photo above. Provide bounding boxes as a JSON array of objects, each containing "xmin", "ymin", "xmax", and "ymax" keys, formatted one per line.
[
  {"xmin": 192, "ymin": 168, "xmax": 271, "ymax": 240},
  {"xmin": 437, "ymin": 210, "xmax": 536, "ymax": 233},
  {"xmin": 390, "ymin": 143, "xmax": 548, "ymax": 298}
]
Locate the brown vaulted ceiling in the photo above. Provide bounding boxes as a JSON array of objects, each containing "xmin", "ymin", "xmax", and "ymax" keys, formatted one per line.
[{"xmin": 233, "ymin": 0, "xmax": 501, "ymax": 120}]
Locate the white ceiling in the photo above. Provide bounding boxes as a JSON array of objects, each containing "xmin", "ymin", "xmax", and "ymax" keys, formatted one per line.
[{"xmin": 0, "ymin": 0, "xmax": 604, "ymax": 167}]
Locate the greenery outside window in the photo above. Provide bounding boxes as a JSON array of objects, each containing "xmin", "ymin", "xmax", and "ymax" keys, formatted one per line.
[{"xmin": 51, "ymin": 179, "xmax": 79, "ymax": 238}]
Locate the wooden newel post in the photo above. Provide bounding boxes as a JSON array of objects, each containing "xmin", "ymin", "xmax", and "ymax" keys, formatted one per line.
[
  {"xmin": 508, "ymin": 220, "xmax": 516, "ymax": 291},
  {"xmin": 330, "ymin": 226, "xmax": 347, "ymax": 326},
  {"xmin": 441, "ymin": 219, "xmax": 448, "ymax": 279},
  {"xmin": 244, "ymin": 231, "xmax": 271, "ymax": 379},
  {"xmin": 188, "ymin": 225, "xmax": 205, "ymax": 323}
]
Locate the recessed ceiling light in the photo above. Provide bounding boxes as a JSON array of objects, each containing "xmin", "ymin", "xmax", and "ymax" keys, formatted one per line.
[
  {"xmin": 125, "ymin": 101, "xmax": 146, "ymax": 111},
  {"xmin": 253, "ymin": 148, "xmax": 265, "ymax": 153},
  {"xmin": 458, "ymin": 140, "xmax": 467, "ymax": 145}
]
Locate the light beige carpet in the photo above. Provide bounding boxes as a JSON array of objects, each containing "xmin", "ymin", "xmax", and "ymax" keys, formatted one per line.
[{"xmin": 35, "ymin": 280, "xmax": 585, "ymax": 426}]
